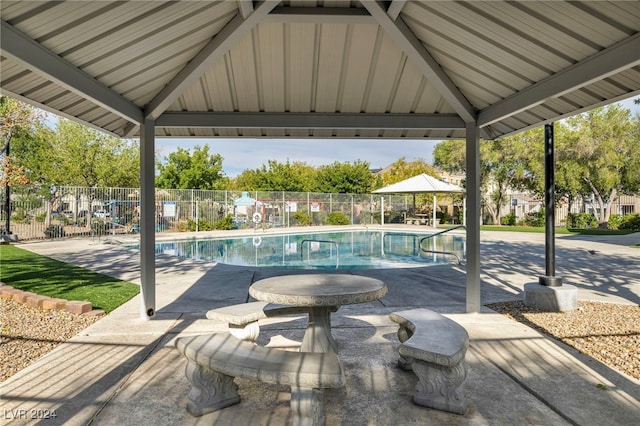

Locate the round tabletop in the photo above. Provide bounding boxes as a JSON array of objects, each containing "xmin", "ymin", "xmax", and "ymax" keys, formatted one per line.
[{"xmin": 249, "ymin": 274, "xmax": 387, "ymax": 307}]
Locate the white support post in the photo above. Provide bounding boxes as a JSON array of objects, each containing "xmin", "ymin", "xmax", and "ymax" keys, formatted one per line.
[
  {"xmin": 432, "ymin": 193, "xmax": 437, "ymax": 228},
  {"xmin": 140, "ymin": 119, "xmax": 156, "ymax": 320},
  {"xmin": 463, "ymin": 197, "xmax": 467, "ymax": 226},
  {"xmin": 465, "ymin": 123, "xmax": 481, "ymax": 313}
]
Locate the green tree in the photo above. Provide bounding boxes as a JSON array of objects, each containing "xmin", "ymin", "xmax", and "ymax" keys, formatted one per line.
[
  {"xmin": 376, "ymin": 157, "xmax": 443, "ymax": 212},
  {"xmin": 231, "ymin": 168, "xmax": 261, "ymax": 191},
  {"xmin": 376, "ymin": 157, "xmax": 440, "ymax": 188},
  {"xmin": 624, "ymin": 114, "xmax": 640, "ymax": 194},
  {"xmin": 0, "ymin": 96, "xmax": 47, "ymax": 187},
  {"xmin": 8, "ymin": 125, "xmax": 54, "ymax": 187},
  {"xmin": 433, "ymin": 140, "xmax": 466, "ymax": 176},
  {"xmin": 47, "ymin": 119, "xmax": 139, "ymax": 188},
  {"xmin": 552, "ymin": 124, "xmax": 587, "ymax": 216},
  {"xmin": 156, "ymin": 144, "xmax": 226, "ymax": 189},
  {"xmin": 480, "ymin": 128, "xmax": 544, "ymax": 224},
  {"xmin": 559, "ymin": 104, "xmax": 640, "ymax": 224},
  {"xmin": 434, "ymin": 105, "xmax": 639, "ymax": 226},
  {"xmin": 434, "ymin": 129, "xmax": 544, "ymax": 224},
  {"xmin": 232, "ymin": 160, "xmax": 314, "ymax": 191},
  {"xmin": 1, "ymin": 98, "xmax": 59, "ymax": 233},
  {"xmin": 314, "ymin": 160, "xmax": 374, "ymax": 194}
]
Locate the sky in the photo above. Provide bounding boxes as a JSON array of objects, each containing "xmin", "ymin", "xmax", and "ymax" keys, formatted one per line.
[
  {"xmin": 155, "ymin": 137, "xmax": 440, "ymax": 177},
  {"xmin": 155, "ymin": 98, "xmax": 639, "ymax": 178}
]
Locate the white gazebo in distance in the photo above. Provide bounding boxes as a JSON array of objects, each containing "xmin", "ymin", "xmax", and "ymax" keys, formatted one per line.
[{"xmin": 374, "ymin": 174, "xmax": 465, "ymax": 227}]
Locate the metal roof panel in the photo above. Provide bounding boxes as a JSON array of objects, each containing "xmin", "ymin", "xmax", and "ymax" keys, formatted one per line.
[{"xmin": 1, "ymin": 1, "xmax": 639, "ymax": 140}]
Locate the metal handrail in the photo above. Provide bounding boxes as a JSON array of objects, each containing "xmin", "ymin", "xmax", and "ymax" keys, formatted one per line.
[
  {"xmin": 418, "ymin": 225, "xmax": 466, "ymax": 245},
  {"xmin": 418, "ymin": 225, "xmax": 466, "ymax": 265}
]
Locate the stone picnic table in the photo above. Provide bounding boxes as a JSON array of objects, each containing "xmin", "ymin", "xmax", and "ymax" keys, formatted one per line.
[{"xmin": 249, "ymin": 273, "xmax": 388, "ymax": 353}]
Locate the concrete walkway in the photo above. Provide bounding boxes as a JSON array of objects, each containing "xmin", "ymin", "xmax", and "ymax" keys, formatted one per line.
[{"xmin": 1, "ymin": 227, "xmax": 639, "ymax": 425}]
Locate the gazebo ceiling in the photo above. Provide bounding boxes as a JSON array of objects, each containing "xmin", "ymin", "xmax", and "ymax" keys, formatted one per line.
[{"xmin": 1, "ymin": 0, "xmax": 639, "ymax": 141}]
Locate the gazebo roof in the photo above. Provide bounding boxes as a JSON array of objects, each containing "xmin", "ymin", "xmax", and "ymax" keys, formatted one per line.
[
  {"xmin": 373, "ymin": 173, "xmax": 464, "ymax": 194},
  {"xmin": 1, "ymin": 1, "xmax": 638, "ymax": 141}
]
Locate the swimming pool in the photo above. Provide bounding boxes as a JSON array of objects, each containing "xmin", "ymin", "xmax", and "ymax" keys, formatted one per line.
[{"xmin": 134, "ymin": 229, "xmax": 466, "ymax": 270}]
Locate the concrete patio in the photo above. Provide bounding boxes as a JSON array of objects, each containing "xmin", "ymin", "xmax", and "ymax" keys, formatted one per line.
[{"xmin": 1, "ymin": 227, "xmax": 639, "ymax": 425}]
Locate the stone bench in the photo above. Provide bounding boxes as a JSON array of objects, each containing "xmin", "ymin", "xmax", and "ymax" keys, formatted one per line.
[
  {"xmin": 389, "ymin": 308, "xmax": 469, "ymax": 415},
  {"xmin": 207, "ymin": 301, "xmax": 337, "ymax": 342},
  {"xmin": 175, "ymin": 332, "xmax": 345, "ymax": 425},
  {"xmin": 405, "ymin": 217, "xmax": 429, "ymax": 225}
]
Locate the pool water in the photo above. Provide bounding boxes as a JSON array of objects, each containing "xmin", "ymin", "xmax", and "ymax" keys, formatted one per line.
[{"xmin": 135, "ymin": 230, "xmax": 465, "ymax": 270}]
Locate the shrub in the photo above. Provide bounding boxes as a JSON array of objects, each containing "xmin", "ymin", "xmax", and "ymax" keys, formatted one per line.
[
  {"xmin": 607, "ymin": 214, "xmax": 623, "ymax": 230},
  {"xmin": 186, "ymin": 218, "xmax": 213, "ymax": 231},
  {"xmin": 200, "ymin": 219, "xmax": 214, "ymax": 231},
  {"xmin": 523, "ymin": 209, "xmax": 545, "ymax": 227},
  {"xmin": 500, "ymin": 212, "xmax": 516, "ymax": 226},
  {"xmin": 293, "ymin": 212, "xmax": 313, "ymax": 226},
  {"xmin": 214, "ymin": 214, "xmax": 236, "ymax": 230},
  {"xmin": 311, "ymin": 211, "xmax": 326, "ymax": 225},
  {"xmin": 11, "ymin": 208, "xmax": 30, "ymax": 224},
  {"xmin": 324, "ymin": 211, "xmax": 350, "ymax": 225},
  {"xmin": 566, "ymin": 212, "xmax": 598, "ymax": 229},
  {"xmin": 176, "ymin": 220, "xmax": 190, "ymax": 232},
  {"xmin": 386, "ymin": 211, "xmax": 404, "ymax": 224},
  {"xmin": 437, "ymin": 211, "xmax": 452, "ymax": 224},
  {"xmin": 619, "ymin": 213, "xmax": 640, "ymax": 231}
]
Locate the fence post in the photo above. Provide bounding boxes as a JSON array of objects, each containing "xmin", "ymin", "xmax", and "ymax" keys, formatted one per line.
[
  {"xmin": 351, "ymin": 195, "xmax": 354, "ymax": 224},
  {"xmin": 283, "ymin": 191, "xmax": 286, "ymax": 227}
]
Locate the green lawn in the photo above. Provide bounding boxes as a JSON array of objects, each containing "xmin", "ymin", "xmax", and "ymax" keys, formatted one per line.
[
  {"xmin": 476, "ymin": 225, "xmax": 636, "ymax": 235},
  {"xmin": 0, "ymin": 245, "xmax": 139, "ymax": 313},
  {"xmin": 478, "ymin": 225, "xmax": 565, "ymax": 233}
]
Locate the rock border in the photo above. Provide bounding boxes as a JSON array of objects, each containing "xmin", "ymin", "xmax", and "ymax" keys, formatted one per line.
[{"xmin": 0, "ymin": 282, "xmax": 104, "ymax": 317}]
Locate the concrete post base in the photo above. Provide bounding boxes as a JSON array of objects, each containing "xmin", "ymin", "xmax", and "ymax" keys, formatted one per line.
[
  {"xmin": 524, "ymin": 282, "xmax": 578, "ymax": 312},
  {"xmin": 0, "ymin": 234, "xmax": 18, "ymax": 244}
]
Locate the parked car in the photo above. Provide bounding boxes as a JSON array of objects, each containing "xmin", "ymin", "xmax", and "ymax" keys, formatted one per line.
[
  {"xmin": 93, "ymin": 210, "xmax": 110, "ymax": 218},
  {"xmin": 63, "ymin": 210, "xmax": 74, "ymax": 218}
]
